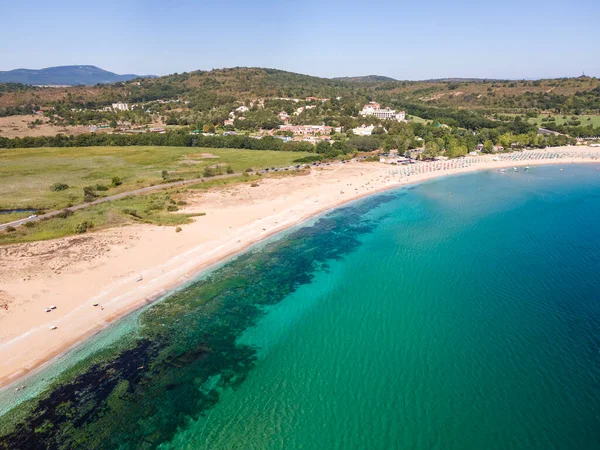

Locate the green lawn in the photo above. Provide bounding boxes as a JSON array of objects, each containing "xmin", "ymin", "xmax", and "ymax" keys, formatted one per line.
[
  {"xmin": 528, "ymin": 114, "xmax": 600, "ymax": 128},
  {"xmin": 407, "ymin": 115, "xmax": 431, "ymax": 124},
  {"xmin": 0, "ymin": 146, "xmax": 312, "ymax": 213}
]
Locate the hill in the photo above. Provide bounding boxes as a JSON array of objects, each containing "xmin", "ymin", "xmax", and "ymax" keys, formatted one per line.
[
  {"xmin": 332, "ymin": 75, "xmax": 397, "ymax": 83},
  {"xmin": 0, "ymin": 65, "xmax": 154, "ymax": 86},
  {"xmin": 0, "ymin": 67, "xmax": 598, "ymax": 118}
]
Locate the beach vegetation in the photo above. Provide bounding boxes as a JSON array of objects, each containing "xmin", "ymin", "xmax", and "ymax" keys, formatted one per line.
[
  {"xmin": 50, "ymin": 183, "xmax": 69, "ymax": 192},
  {"xmin": 0, "ymin": 146, "xmax": 312, "ymax": 219},
  {"xmin": 74, "ymin": 221, "xmax": 93, "ymax": 234}
]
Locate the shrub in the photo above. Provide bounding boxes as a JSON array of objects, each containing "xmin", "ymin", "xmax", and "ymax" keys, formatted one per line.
[
  {"xmin": 226, "ymin": 165, "xmax": 234, "ymax": 174},
  {"xmin": 95, "ymin": 185, "xmax": 108, "ymax": 191},
  {"xmin": 111, "ymin": 176, "xmax": 122, "ymax": 187},
  {"xmin": 250, "ymin": 182, "xmax": 259, "ymax": 187},
  {"xmin": 5, "ymin": 226, "xmax": 16, "ymax": 232},
  {"xmin": 167, "ymin": 205, "xmax": 179, "ymax": 212},
  {"xmin": 56, "ymin": 209, "xmax": 74, "ymax": 219},
  {"xmin": 175, "ymin": 226, "xmax": 182, "ymax": 233},
  {"xmin": 161, "ymin": 170, "xmax": 169, "ymax": 180},
  {"xmin": 245, "ymin": 168, "xmax": 253, "ymax": 172},
  {"xmin": 83, "ymin": 186, "xmax": 98, "ymax": 202},
  {"xmin": 23, "ymin": 221, "xmax": 35, "ymax": 228},
  {"xmin": 50, "ymin": 183, "xmax": 69, "ymax": 192},
  {"xmin": 122, "ymin": 208, "xmax": 141, "ymax": 218},
  {"xmin": 176, "ymin": 200, "xmax": 187, "ymax": 206},
  {"xmin": 203, "ymin": 167, "xmax": 216, "ymax": 177},
  {"xmin": 75, "ymin": 221, "xmax": 93, "ymax": 234}
]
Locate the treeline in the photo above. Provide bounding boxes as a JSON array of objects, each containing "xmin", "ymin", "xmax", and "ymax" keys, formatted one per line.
[
  {"xmin": 0, "ymin": 104, "xmax": 38, "ymax": 117},
  {"xmin": 0, "ymin": 131, "xmax": 317, "ymax": 152},
  {"xmin": 538, "ymin": 122, "xmax": 600, "ymax": 138},
  {"xmin": 401, "ymin": 104, "xmax": 537, "ymax": 133},
  {"xmin": 0, "ymin": 83, "xmax": 36, "ymax": 93}
]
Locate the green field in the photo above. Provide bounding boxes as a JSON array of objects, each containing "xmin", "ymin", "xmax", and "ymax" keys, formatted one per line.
[
  {"xmin": 407, "ymin": 115, "xmax": 431, "ymax": 124},
  {"xmin": 528, "ymin": 114, "xmax": 600, "ymax": 128},
  {"xmin": 0, "ymin": 146, "xmax": 313, "ymax": 213}
]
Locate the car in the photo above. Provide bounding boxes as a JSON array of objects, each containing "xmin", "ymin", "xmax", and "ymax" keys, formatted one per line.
[{"xmin": 28, "ymin": 214, "xmax": 37, "ymax": 219}]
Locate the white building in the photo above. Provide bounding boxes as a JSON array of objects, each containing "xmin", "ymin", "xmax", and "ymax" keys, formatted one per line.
[
  {"xmin": 359, "ymin": 102, "xmax": 405, "ymax": 121},
  {"xmin": 236, "ymin": 105, "xmax": 249, "ymax": 113},
  {"xmin": 352, "ymin": 124, "xmax": 375, "ymax": 136},
  {"xmin": 112, "ymin": 102, "xmax": 129, "ymax": 111}
]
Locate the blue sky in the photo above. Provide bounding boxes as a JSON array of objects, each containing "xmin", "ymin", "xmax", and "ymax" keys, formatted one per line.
[{"xmin": 2, "ymin": 0, "xmax": 599, "ymax": 80}]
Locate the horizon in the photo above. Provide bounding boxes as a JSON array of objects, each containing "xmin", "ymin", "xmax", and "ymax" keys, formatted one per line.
[
  {"xmin": 1, "ymin": 0, "xmax": 599, "ymax": 80},
  {"xmin": 0, "ymin": 64, "xmax": 597, "ymax": 83}
]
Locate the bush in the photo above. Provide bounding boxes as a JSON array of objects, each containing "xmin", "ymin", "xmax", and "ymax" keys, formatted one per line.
[
  {"xmin": 245, "ymin": 168, "xmax": 253, "ymax": 172},
  {"xmin": 175, "ymin": 226, "xmax": 182, "ymax": 233},
  {"xmin": 167, "ymin": 205, "xmax": 179, "ymax": 212},
  {"xmin": 56, "ymin": 209, "xmax": 74, "ymax": 219},
  {"xmin": 5, "ymin": 226, "xmax": 16, "ymax": 232},
  {"xmin": 250, "ymin": 182, "xmax": 259, "ymax": 187},
  {"xmin": 122, "ymin": 208, "xmax": 141, "ymax": 219},
  {"xmin": 50, "ymin": 183, "xmax": 69, "ymax": 192},
  {"xmin": 111, "ymin": 176, "xmax": 122, "ymax": 187},
  {"xmin": 203, "ymin": 167, "xmax": 216, "ymax": 177},
  {"xmin": 75, "ymin": 221, "xmax": 93, "ymax": 234},
  {"xmin": 23, "ymin": 221, "xmax": 35, "ymax": 228},
  {"xmin": 95, "ymin": 184, "xmax": 108, "ymax": 191},
  {"xmin": 226, "ymin": 165, "xmax": 234, "ymax": 174},
  {"xmin": 83, "ymin": 186, "xmax": 98, "ymax": 203},
  {"xmin": 176, "ymin": 200, "xmax": 187, "ymax": 206},
  {"xmin": 294, "ymin": 155, "xmax": 322, "ymax": 163}
]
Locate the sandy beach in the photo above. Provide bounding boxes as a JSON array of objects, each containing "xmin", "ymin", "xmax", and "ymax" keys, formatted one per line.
[{"xmin": 1, "ymin": 145, "xmax": 599, "ymax": 388}]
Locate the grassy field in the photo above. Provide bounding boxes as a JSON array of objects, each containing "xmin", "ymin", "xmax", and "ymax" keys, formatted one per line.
[
  {"xmin": 0, "ymin": 146, "xmax": 313, "ymax": 214},
  {"xmin": 407, "ymin": 115, "xmax": 431, "ymax": 125},
  {"xmin": 527, "ymin": 114, "xmax": 600, "ymax": 128},
  {"xmin": 0, "ymin": 173, "xmax": 269, "ymax": 244}
]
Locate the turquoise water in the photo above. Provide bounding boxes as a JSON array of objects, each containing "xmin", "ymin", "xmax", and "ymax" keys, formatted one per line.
[{"xmin": 2, "ymin": 165, "xmax": 600, "ymax": 449}]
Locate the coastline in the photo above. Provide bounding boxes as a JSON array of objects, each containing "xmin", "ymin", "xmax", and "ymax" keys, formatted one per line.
[{"xmin": 1, "ymin": 145, "xmax": 599, "ymax": 390}]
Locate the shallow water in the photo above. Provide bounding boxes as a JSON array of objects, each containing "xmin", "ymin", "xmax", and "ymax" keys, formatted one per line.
[{"xmin": 2, "ymin": 165, "xmax": 600, "ymax": 449}]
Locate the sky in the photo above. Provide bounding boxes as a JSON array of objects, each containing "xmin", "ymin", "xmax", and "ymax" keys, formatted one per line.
[{"xmin": 1, "ymin": 0, "xmax": 599, "ymax": 80}]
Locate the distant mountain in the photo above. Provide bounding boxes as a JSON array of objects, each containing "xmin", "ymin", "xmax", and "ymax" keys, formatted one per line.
[
  {"xmin": 333, "ymin": 75, "xmax": 397, "ymax": 83},
  {"xmin": 0, "ymin": 65, "xmax": 155, "ymax": 86}
]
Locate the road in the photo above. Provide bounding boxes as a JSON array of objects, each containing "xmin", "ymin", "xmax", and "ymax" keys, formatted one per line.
[{"xmin": 0, "ymin": 172, "xmax": 241, "ymax": 231}]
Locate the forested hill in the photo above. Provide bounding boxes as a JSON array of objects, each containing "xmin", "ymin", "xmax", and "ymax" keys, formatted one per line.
[
  {"xmin": 0, "ymin": 67, "xmax": 599, "ymax": 116},
  {"xmin": 0, "ymin": 65, "xmax": 153, "ymax": 86},
  {"xmin": 332, "ymin": 75, "xmax": 397, "ymax": 83}
]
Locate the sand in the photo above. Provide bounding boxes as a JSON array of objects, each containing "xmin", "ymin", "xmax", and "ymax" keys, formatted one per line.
[{"xmin": 0, "ymin": 145, "xmax": 599, "ymax": 388}]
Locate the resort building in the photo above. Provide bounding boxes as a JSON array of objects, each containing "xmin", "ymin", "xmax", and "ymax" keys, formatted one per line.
[
  {"xmin": 278, "ymin": 124, "xmax": 340, "ymax": 135},
  {"xmin": 352, "ymin": 124, "xmax": 375, "ymax": 136},
  {"xmin": 235, "ymin": 105, "xmax": 249, "ymax": 113},
  {"xmin": 112, "ymin": 102, "xmax": 129, "ymax": 111},
  {"xmin": 359, "ymin": 102, "xmax": 405, "ymax": 121},
  {"xmin": 224, "ymin": 118, "xmax": 234, "ymax": 126},
  {"xmin": 278, "ymin": 111, "xmax": 290, "ymax": 123}
]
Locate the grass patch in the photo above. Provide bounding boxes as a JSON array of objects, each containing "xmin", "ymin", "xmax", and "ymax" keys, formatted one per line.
[
  {"xmin": 527, "ymin": 114, "xmax": 600, "ymax": 128},
  {"xmin": 0, "ymin": 146, "xmax": 313, "ymax": 216},
  {"xmin": 0, "ymin": 192, "xmax": 205, "ymax": 245}
]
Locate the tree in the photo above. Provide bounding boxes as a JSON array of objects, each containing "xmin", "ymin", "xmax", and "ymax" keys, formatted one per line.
[
  {"xmin": 422, "ymin": 141, "xmax": 440, "ymax": 159},
  {"xmin": 315, "ymin": 140, "xmax": 331, "ymax": 154},
  {"xmin": 482, "ymin": 140, "xmax": 494, "ymax": 153},
  {"xmin": 202, "ymin": 123, "xmax": 215, "ymax": 133}
]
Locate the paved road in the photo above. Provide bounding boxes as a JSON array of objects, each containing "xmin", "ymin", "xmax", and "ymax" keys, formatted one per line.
[{"xmin": 0, "ymin": 173, "xmax": 241, "ymax": 231}]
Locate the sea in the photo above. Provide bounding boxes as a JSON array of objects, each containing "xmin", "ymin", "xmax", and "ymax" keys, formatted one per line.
[{"xmin": 1, "ymin": 164, "xmax": 600, "ymax": 449}]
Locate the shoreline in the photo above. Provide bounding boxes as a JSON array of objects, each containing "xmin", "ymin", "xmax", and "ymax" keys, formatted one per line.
[{"xmin": 1, "ymin": 146, "xmax": 599, "ymax": 391}]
